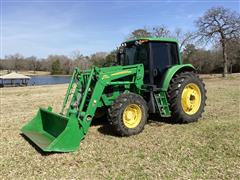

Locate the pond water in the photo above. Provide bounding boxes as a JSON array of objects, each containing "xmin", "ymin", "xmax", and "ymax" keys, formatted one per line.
[{"xmin": 28, "ymin": 75, "xmax": 71, "ymax": 85}]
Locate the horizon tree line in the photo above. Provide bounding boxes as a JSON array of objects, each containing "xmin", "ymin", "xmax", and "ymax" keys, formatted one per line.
[{"xmin": 0, "ymin": 7, "xmax": 239, "ymax": 76}]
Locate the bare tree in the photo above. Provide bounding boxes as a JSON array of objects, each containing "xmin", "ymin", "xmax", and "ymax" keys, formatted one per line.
[
  {"xmin": 71, "ymin": 50, "xmax": 84, "ymax": 61},
  {"xmin": 226, "ymin": 38, "xmax": 240, "ymax": 73},
  {"xmin": 71, "ymin": 50, "xmax": 91, "ymax": 70},
  {"xmin": 90, "ymin": 52, "xmax": 108, "ymax": 67},
  {"xmin": 5, "ymin": 53, "xmax": 24, "ymax": 71},
  {"xmin": 172, "ymin": 28, "xmax": 194, "ymax": 51},
  {"xmin": 131, "ymin": 26, "xmax": 194, "ymax": 51},
  {"xmin": 26, "ymin": 56, "xmax": 40, "ymax": 73},
  {"xmin": 195, "ymin": 7, "xmax": 240, "ymax": 77},
  {"xmin": 152, "ymin": 25, "xmax": 170, "ymax": 38}
]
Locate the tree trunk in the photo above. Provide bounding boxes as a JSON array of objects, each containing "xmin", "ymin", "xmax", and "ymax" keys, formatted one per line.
[
  {"xmin": 221, "ymin": 36, "xmax": 228, "ymax": 77},
  {"xmin": 229, "ymin": 62, "xmax": 232, "ymax": 74}
]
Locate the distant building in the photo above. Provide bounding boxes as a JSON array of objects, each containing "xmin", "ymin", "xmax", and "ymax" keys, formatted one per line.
[{"xmin": 0, "ymin": 72, "xmax": 31, "ymax": 87}]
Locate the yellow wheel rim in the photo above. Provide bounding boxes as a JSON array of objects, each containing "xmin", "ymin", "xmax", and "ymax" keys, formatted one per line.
[
  {"xmin": 123, "ymin": 104, "xmax": 142, "ymax": 128},
  {"xmin": 181, "ymin": 83, "xmax": 201, "ymax": 115}
]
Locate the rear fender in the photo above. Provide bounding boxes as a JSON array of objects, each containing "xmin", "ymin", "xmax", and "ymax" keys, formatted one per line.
[{"xmin": 160, "ymin": 64, "xmax": 196, "ymax": 91}]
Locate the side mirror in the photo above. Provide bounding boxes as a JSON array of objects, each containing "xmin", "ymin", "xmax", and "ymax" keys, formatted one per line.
[
  {"xmin": 117, "ymin": 48, "xmax": 125, "ymax": 65},
  {"xmin": 153, "ymin": 68, "xmax": 158, "ymax": 77},
  {"xmin": 116, "ymin": 52, "xmax": 121, "ymax": 65}
]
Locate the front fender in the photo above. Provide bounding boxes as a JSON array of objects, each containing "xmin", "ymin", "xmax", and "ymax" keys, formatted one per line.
[{"xmin": 160, "ymin": 64, "xmax": 196, "ymax": 91}]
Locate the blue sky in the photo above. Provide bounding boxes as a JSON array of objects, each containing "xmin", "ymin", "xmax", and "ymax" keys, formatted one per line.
[{"xmin": 1, "ymin": 0, "xmax": 239, "ymax": 58}]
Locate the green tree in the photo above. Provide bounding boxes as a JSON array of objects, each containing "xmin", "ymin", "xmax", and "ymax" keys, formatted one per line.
[
  {"xmin": 129, "ymin": 28, "xmax": 151, "ymax": 39},
  {"xmin": 104, "ymin": 50, "xmax": 116, "ymax": 66},
  {"xmin": 182, "ymin": 44, "xmax": 197, "ymax": 64},
  {"xmin": 51, "ymin": 59, "xmax": 62, "ymax": 74}
]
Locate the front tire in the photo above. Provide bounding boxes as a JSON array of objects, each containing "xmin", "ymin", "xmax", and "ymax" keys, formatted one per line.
[
  {"xmin": 167, "ymin": 71, "xmax": 206, "ymax": 123},
  {"xmin": 108, "ymin": 93, "xmax": 148, "ymax": 136}
]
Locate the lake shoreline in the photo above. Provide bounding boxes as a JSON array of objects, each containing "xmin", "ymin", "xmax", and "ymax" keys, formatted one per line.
[
  {"xmin": 29, "ymin": 74, "xmax": 71, "ymax": 77},
  {"xmin": 1, "ymin": 70, "xmax": 72, "ymax": 77}
]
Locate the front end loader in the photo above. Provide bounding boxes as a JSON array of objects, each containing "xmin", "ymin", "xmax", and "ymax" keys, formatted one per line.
[{"xmin": 21, "ymin": 38, "xmax": 206, "ymax": 152}]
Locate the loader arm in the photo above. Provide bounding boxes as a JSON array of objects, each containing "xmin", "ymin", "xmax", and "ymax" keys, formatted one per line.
[
  {"xmin": 21, "ymin": 64, "xmax": 144, "ymax": 152},
  {"xmin": 64, "ymin": 64, "xmax": 144, "ymax": 133}
]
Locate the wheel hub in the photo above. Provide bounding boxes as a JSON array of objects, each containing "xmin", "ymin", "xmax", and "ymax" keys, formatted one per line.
[
  {"xmin": 123, "ymin": 104, "xmax": 142, "ymax": 128},
  {"xmin": 181, "ymin": 83, "xmax": 201, "ymax": 115}
]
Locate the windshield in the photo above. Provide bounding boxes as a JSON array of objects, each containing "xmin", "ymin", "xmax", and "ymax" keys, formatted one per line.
[
  {"xmin": 119, "ymin": 43, "xmax": 149, "ymax": 67},
  {"xmin": 124, "ymin": 46, "xmax": 136, "ymax": 65}
]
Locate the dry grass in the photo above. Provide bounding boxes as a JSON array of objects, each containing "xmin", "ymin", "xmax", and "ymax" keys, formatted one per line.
[
  {"xmin": 0, "ymin": 75, "xmax": 240, "ymax": 179},
  {"xmin": 200, "ymin": 73, "xmax": 240, "ymax": 79}
]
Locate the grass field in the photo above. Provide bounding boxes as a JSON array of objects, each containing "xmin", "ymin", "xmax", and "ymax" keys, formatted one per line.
[{"xmin": 0, "ymin": 75, "xmax": 240, "ymax": 179}]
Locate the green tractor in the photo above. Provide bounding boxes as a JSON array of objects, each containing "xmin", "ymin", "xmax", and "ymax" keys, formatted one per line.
[{"xmin": 21, "ymin": 38, "xmax": 206, "ymax": 152}]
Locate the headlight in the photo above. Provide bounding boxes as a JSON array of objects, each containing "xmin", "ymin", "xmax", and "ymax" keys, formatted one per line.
[{"xmin": 135, "ymin": 41, "xmax": 139, "ymax": 45}]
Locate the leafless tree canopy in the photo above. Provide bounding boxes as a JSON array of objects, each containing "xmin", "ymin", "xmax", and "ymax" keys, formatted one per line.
[
  {"xmin": 1, "ymin": 7, "xmax": 239, "ymax": 75},
  {"xmin": 129, "ymin": 25, "xmax": 194, "ymax": 51},
  {"xmin": 195, "ymin": 7, "xmax": 240, "ymax": 76},
  {"xmin": 196, "ymin": 7, "xmax": 240, "ymax": 42}
]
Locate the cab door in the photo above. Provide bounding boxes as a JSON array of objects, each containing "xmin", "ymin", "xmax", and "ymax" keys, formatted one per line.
[
  {"xmin": 149, "ymin": 41, "xmax": 180, "ymax": 86},
  {"xmin": 134, "ymin": 43, "xmax": 150, "ymax": 84}
]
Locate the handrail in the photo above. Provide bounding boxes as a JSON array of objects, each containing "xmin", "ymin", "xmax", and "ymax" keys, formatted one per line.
[
  {"xmin": 60, "ymin": 68, "xmax": 79, "ymax": 114},
  {"xmin": 78, "ymin": 68, "xmax": 95, "ymax": 114}
]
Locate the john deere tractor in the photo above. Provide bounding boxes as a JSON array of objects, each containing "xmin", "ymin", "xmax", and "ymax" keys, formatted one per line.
[{"xmin": 21, "ymin": 38, "xmax": 206, "ymax": 152}]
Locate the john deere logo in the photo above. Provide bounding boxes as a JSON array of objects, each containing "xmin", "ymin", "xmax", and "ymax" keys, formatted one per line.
[{"xmin": 111, "ymin": 70, "xmax": 132, "ymax": 76}]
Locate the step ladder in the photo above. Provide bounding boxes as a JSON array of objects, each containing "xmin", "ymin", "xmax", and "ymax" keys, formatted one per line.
[{"xmin": 153, "ymin": 91, "xmax": 171, "ymax": 117}]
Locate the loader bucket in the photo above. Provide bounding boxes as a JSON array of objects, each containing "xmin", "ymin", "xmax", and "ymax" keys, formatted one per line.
[{"xmin": 21, "ymin": 108, "xmax": 84, "ymax": 152}]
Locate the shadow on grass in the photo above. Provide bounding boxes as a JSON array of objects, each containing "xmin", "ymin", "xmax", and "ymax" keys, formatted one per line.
[
  {"xmin": 20, "ymin": 134, "xmax": 65, "ymax": 156},
  {"xmin": 91, "ymin": 115, "xmax": 109, "ymax": 126},
  {"xmin": 20, "ymin": 114, "xmax": 177, "ymax": 154},
  {"xmin": 97, "ymin": 125, "xmax": 118, "ymax": 137},
  {"xmin": 148, "ymin": 113, "xmax": 176, "ymax": 125},
  {"xmin": 96, "ymin": 113, "xmax": 177, "ymax": 137},
  {"xmin": 92, "ymin": 115, "xmax": 118, "ymax": 136}
]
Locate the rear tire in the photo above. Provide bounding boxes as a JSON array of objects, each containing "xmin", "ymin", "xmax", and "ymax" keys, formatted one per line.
[
  {"xmin": 108, "ymin": 93, "xmax": 148, "ymax": 136},
  {"xmin": 167, "ymin": 71, "xmax": 206, "ymax": 123}
]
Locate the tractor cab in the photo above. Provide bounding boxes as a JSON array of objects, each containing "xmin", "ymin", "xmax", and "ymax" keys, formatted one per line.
[{"xmin": 118, "ymin": 38, "xmax": 180, "ymax": 86}]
